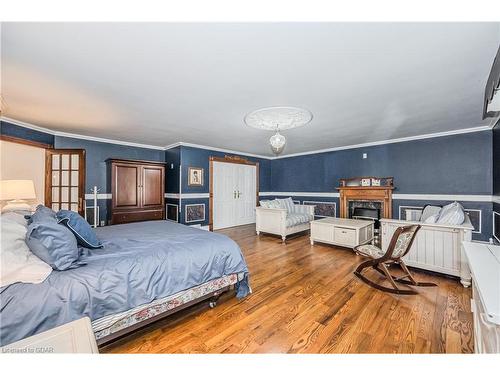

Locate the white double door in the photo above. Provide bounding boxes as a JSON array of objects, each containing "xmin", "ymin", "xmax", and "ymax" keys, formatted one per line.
[{"xmin": 213, "ymin": 161, "xmax": 257, "ymax": 230}]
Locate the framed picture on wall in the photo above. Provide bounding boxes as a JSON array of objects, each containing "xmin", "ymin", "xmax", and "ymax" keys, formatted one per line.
[
  {"xmin": 185, "ymin": 203, "xmax": 205, "ymax": 223},
  {"xmin": 188, "ymin": 167, "xmax": 204, "ymax": 186}
]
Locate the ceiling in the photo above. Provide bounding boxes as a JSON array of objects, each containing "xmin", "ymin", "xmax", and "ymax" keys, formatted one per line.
[{"xmin": 1, "ymin": 22, "xmax": 500, "ymax": 156}]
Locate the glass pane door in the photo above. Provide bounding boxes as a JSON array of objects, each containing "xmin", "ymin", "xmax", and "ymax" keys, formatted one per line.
[{"xmin": 45, "ymin": 149, "xmax": 86, "ymax": 215}]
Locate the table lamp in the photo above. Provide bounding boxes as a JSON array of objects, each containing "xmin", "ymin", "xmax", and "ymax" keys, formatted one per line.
[{"xmin": 0, "ymin": 180, "xmax": 37, "ymax": 212}]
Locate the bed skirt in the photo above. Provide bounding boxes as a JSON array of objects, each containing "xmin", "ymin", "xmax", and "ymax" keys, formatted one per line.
[{"xmin": 94, "ymin": 273, "xmax": 241, "ymax": 344}]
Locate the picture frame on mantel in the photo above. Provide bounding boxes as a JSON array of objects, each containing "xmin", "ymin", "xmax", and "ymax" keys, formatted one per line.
[{"xmin": 188, "ymin": 167, "xmax": 204, "ymax": 187}]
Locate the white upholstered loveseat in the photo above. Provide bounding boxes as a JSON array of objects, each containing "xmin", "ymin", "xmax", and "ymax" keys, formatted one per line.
[{"xmin": 256, "ymin": 198, "xmax": 315, "ymax": 242}]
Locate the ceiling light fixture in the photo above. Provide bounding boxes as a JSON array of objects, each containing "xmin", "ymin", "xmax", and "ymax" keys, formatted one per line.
[{"xmin": 244, "ymin": 106, "xmax": 313, "ymax": 155}]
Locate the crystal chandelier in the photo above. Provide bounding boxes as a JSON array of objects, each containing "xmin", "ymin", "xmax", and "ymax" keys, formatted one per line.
[
  {"xmin": 269, "ymin": 128, "xmax": 286, "ymax": 155},
  {"xmin": 244, "ymin": 106, "xmax": 313, "ymax": 155}
]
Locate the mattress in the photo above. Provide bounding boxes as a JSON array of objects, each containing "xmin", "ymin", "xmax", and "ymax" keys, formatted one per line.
[{"xmin": 93, "ymin": 273, "xmax": 241, "ymax": 340}]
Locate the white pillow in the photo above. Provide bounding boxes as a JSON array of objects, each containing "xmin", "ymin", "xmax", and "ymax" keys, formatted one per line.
[
  {"xmin": 436, "ymin": 202, "xmax": 465, "ymax": 226},
  {"xmin": 259, "ymin": 200, "xmax": 271, "ymax": 208},
  {"xmin": 420, "ymin": 205, "xmax": 441, "ymax": 223},
  {"xmin": 0, "ymin": 212, "xmax": 52, "ymax": 288},
  {"xmin": 259, "ymin": 200, "xmax": 281, "ymax": 209},
  {"xmin": 276, "ymin": 197, "xmax": 295, "ymax": 213},
  {"xmin": 423, "ymin": 213, "xmax": 439, "ymax": 224}
]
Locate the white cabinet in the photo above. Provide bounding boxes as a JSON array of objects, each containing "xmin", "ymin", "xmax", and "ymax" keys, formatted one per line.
[
  {"xmin": 310, "ymin": 218, "xmax": 374, "ymax": 248},
  {"xmin": 381, "ymin": 218, "xmax": 473, "ymax": 287},
  {"xmin": 1, "ymin": 317, "xmax": 98, "ymax": 354},
  {"xmin": 463, "ymin": 241, "xmax": 500, "ymax": 353}
]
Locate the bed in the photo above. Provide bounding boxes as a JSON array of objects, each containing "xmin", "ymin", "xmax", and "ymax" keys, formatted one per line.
[{"xmin": 0, "ymin": 220, "xmax": 251, "ymax": 347}]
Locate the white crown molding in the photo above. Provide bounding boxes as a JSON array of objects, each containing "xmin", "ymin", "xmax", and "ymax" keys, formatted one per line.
[
  {"xmin": 1, "ymin": 116, "xmax": 57, "ymax": 134},
  {"xmin": 1, "ymin": 116, "xmax": 165, "ymax": 151},
  {"xmin": 492, "ymin": 196, "xmax": 500, "ymax": 204},
  {"xmin": 54, "ymin": 130, "xmax": 166, "ymax": 150},
  {"xmin": 272, "ymin": 125, "xmax": 492, "ymax": 159},
  {"xmin": 2, "ymin": 116, "xmax": 492, "ymax": 159},
  {"xmin": 487, "ymin": 113, "xmax": 500, "ymax": 129},
  {"xmin": 165, "ymin": 141, "xmax": 274, "ymax": 160}
]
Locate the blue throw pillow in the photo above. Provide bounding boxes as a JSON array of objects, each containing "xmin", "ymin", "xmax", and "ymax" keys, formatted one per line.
[
  {"xmin": 26, "ymin": 205, "xmax": 57, "ymax": 225},
  {"xmin": 26, "ymin": 220, "xmax": 84, "ymax": 271},
  {"xmin": 56, "ymin": 210, "xmax": 102, "ymax": 249}
]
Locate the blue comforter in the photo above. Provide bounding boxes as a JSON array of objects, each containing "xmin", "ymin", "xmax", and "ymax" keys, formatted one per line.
[{"xmin": 0, "ymin": 220, "xmax": 250, "ymax": 346}]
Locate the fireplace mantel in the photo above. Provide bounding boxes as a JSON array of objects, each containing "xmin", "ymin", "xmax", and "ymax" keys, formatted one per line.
[{"xmin": 336, "ymin": 177, "xmax": 394, "ymax": 219}]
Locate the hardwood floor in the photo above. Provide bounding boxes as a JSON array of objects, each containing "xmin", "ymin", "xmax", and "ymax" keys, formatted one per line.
[{"xmin": 102, "ymin": 224, "xmax": 473, "ymax": 354}]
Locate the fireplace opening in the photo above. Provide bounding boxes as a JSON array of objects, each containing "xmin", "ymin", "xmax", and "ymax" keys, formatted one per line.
[{"xmin": 348, "ymin": 200, "xmax": 382, "ymax": 230}]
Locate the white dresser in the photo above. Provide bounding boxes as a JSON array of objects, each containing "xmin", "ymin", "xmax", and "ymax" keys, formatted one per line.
[
  {"xmin": 310, "ymin": 217, "xmax": 374, "ymax": 248},
  {"xmin": 1, "ymin": 317, "xmax": 99, "ymax": 354},
  {"xmin": 463, "ymin": 241, "xmax": 500, "ymax": 353}
]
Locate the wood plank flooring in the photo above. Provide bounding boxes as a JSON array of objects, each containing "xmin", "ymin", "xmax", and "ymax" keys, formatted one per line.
[{"xmin": 102, "ymin": 224, "xmax": 473, "ymax": 354}]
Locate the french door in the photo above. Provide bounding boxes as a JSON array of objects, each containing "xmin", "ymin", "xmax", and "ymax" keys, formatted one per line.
[
  {"xmin": 211, "ymin": 159, "xmax": 257, "ymax": 230},
  {"xmin": 45, "ymin": 149, "xmax": 86, "ymax": 215}
]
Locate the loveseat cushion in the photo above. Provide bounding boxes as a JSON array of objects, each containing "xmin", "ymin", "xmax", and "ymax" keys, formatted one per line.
[
  {"xmin": 277, "ymin": 197, "xmax": 295, "ymax": 213},
  {"xmin": 285, "ymin": 213, "xmax": 312, "ymax": 227},
  {"xmin": 260, "ymin": 200, "xmax": 281, "ymax": 209}
]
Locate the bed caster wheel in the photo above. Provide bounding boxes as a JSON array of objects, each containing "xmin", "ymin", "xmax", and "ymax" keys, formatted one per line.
[{"xmin": 209, "ymin": 294, "xmax": 219, "ymax": 308}]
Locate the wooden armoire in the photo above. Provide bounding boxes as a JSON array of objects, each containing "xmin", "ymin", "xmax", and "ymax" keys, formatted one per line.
[{"xmin": 106, "ymin": 159, "xmax": 165, "ymax": 224}]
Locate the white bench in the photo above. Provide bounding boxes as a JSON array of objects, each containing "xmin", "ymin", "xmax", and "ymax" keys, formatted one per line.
[{"xmin": 380, "ymin": 216, "xmax": 474, "ymax": 287}]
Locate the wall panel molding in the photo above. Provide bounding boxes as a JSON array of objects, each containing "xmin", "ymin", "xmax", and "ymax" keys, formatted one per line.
[{"xmin": 259, "ymin": 192, "xmax": 493, "ymax": 202}]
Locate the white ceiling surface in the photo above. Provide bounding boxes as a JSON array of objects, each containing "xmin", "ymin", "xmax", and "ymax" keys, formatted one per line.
[{"xmin": 1, "ymin": 23, "xmax": 500, "ymax": 156}]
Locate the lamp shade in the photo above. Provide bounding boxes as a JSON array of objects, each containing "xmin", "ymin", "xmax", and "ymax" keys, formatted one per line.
[{"xmin": 0, "ymin": 180, "xmax": 37, "ymax": 201}]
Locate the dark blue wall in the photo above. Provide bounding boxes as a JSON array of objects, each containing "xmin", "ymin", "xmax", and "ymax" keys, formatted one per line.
[
  {"xmin": 55, "ymin": 136, "xmax": 165, "ymax": 223},
  {"xmin": 270, "ymin": 131, "xmax": 493, "ymax": 241},
  {"xmin": 175, "ymin": 145, "xmax": 271, "ymax": 226},
  {"xmin": 55, "ymin": 136, "xmax": 165, "ymax": 192},
  {"xmin": 165, "ymin": 146, "xmax": 181, "ymax": 194},
  {"xmin": 180, "ymin": 146, "xmax": 271, "ymax": 194},
  {"xmin": 493, "ymin": 121, "xmax": 500, "ymax": 196},
  {"xmin": 2, "ymin": 119, "xmax": 495, "ymax": 238},
  {"xmin": 1, "ymin": 120, "xmax": 55, "ymax": 146},
  {"xmin": 271, "ymin": 131, "xmax": 493, "ymax": 194}
]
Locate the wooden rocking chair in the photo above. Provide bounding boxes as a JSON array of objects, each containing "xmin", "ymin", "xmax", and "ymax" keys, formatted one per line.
[{"xmin": 353, "ymin": 225, "xmax": 437, "ymax": 295}]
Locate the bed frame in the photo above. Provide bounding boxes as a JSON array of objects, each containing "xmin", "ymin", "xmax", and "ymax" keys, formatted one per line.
[{"xmin": 96, "ymin": 277, "xmax": 237, "ymax": 346}]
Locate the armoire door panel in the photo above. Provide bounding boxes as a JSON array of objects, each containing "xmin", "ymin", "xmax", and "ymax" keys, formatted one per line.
[
  {"xmin": 114, "ymin": 165, "xmax": 139, "ymax": 208},
  {"xmin": 107, "ymin": 159, "xmax": 165, "ymax": 225},
  {"xmin": 142, "ymin": 166, "xmax": 164, "ymax": 207}
]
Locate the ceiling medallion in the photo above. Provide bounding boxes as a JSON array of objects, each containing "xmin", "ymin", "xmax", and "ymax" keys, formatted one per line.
[{"xmin": 244, "ymin": 106, "xmax": 313, "ymax": 155}]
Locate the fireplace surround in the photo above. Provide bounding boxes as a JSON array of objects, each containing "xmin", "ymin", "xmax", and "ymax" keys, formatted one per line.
[{"xmin": 337, "ymin": 176, "xmax": 394, "ymax": 219}]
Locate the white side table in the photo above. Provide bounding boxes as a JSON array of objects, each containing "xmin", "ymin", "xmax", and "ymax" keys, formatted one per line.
[
  {"xmin": 310, "ymin": 217, "xmax": 374, "ymax": 248},
  {"xmin": 1, "ymin": 317, "xmax": 98, "ymax": 354}
]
